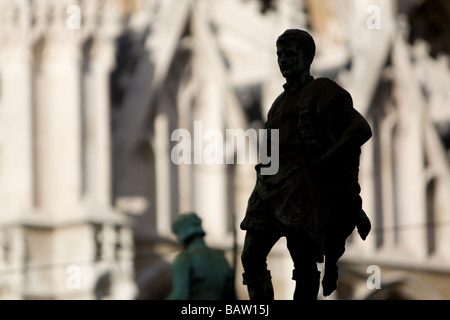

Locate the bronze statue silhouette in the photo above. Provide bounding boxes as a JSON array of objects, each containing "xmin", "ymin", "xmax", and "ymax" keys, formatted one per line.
[
  {"xmin": 167, "ymin": 212, "xmax": 236, "ymax": 300},
  {"xmin": 240, "ymin": 29, "xmax": 372, "ymax": 300}
]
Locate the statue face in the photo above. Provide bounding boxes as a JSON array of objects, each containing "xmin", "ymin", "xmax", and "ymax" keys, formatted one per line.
[{"xmin": 277, "ymin": 41, "xmax": 306, "ymax": 79}]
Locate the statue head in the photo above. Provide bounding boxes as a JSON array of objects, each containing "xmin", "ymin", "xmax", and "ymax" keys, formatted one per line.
[
  {"xmin": 172, "ymin": 212, "xmax": 206, "ymax": 245},
  {"xmin": 276, "ymin": 29, "xmax": 316, "ymax": 79}
]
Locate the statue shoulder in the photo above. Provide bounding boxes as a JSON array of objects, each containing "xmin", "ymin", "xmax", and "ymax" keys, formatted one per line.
[
  {"xmin": 267, "ymin": 92, "xmax": 285, "ymax": 119},
  {"xmin": 173, "ymin": 250, "xmax": 191, "ymax": 268},
  {"xmin": 313, "ymin": 77, "xmax": 353, "ymax": 111},
  {"xmin": 272, "ymin": 92, "xmax": 285, "ymax": 107},
  {"xmin": 313, "ymin": 78, "xmax": 350, "ymax": 95}
]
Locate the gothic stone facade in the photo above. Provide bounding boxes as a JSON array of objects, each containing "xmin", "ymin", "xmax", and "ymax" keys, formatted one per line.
[{"xmin": 0, "ymin": 0, "xmax": 449, "ymax": 300}]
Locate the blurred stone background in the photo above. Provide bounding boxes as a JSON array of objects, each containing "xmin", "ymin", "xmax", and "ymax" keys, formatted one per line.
[{"xmin": 0, "ymin": 0, "xmax": 449, "ymax": 299}]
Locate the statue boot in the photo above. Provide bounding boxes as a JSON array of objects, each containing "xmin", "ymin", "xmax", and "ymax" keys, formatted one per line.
[
  {"xmin": 322, "ymin": 260, "xmax": 339, "ymax": 296},
  {"xmin": 242, "ymin": 270, "xmax": 274, "ymax": 300},
  {"xmin": 292, "ymin": 269, "xmax": 320, "ymax": 300}
]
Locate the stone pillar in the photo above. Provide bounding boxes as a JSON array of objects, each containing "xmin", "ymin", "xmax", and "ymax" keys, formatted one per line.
[
  {"xmin": 354, "ymin": 119, "xmax": 377, "ymax": 255},
  {"xmin": 423, "ymin": 121, "xmax": 450, "ymax": 262},
  {"xmin": 154, "ymin": 113, "xmax": 173, "ymax": 236},
  {"xmin": 379, "ymin": 110, "xmax": 398, "ymax": 250},
  {"xmin": 83, "ymin": 39, "xmax": 115, "ymax": 208},
  {"xmin": 0, "ymin": 43, "xmax": 33, "ymax": 218},
  {"xmin": 34, "ymin": 39, "xmax": 82, "ymax": 217},
  {"xmin": 434, "ymin": 176, "xmax": 450, "ymax": 261},
  {"xmin": 192, "ymin": 88, "xmax": 228, "ymax": 243},
  {"xmin": 392, "ymin": 34, "xmax": 427, "ymax": 260},
  {"xmin": 191, "ymin": 1, "xmax": 228, "ymax": 242},
  {"xmin": 176, "ymin": 79, "xmax": 195, "ymax": 214}
]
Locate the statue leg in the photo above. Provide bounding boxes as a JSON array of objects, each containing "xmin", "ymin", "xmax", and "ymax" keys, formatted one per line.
[
  {"xmin": 322, "ymin": 244, "xmax": 345, "ymax": 297},
  {"xmin": 241, "ymin": 230, "xmax": 280, "ymax": 300},
  {"xmin": 286, "ymin": 230, "xmax": 320, "ymax": 300},
  {"xmin": 322, "ymin": 219, "xmax": 352, "ymax": 297},
  {"xmin": 322, "ymin": 196, "xmax": 362, "ymax": 296},
  {"xmin": 292, "ymin": 268, "xmax": 320, "ymax": 300}
]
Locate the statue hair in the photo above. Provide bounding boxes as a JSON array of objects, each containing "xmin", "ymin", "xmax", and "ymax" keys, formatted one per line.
[{"xmin": 276, "ymin": 29, "xmax": 316, "ymax": 67}]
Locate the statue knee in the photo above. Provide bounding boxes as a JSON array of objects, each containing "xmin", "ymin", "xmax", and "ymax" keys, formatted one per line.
[
  {"xmin": 242, "ymin": 270, "xmax": 271, "ymax": 285},
  {"xmin": 241, "ymin": 248, "xmax": 268, "ymax": 273},
  {"xmin": 292, "ymin": 268, "xmax": 320, "ymax": 281},
  {"xmin": 242, "ymin": 270, "xmax": 274, "ymax": 300}
]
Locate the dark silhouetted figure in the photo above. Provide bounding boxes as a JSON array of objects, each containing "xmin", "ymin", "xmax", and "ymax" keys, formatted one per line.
[
  {"xmin": 240, "ymin": 29, "xmax": 372, "ymax": 300},
  {"xmin": 167, "ymin": 212, "xmax": 236, "ymax": 300}
]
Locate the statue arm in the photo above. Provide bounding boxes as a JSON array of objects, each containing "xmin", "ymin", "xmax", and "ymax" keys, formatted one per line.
[
  {"xmin": 166, "ymin": 253, "xmax": 191, "ymax": 300},
  {"xmin": 318, "ymin": 90, "xmax": 372, "ymax": 164},
  {"xmin": 327, "ymin": 108, "xmax": 371, "ymax": 158}
]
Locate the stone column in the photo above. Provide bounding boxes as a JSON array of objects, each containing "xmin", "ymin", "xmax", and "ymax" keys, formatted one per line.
[
  {"xmin": 176, "ymin": 78, "xmax": 196, "ymax": 214},
  {"xmin": 423, "ymin": 120, "xmax": 450, "ymax": 262},
  {"xmin": 354, "ymin": 119, "xmax": 377, "ymax": 255},
  {"xmin": 191, "ymin": 0, "xmax": 228, "ymax": 242},
  {"xmin": 192, "ymin": 96, "xmax": 228, "ymax": 243},
  {"xmin": 83, "ymin": 39, "xmax": 115, "ymax": 208},
  {"xmin": 34, "ymin": 39, "xmax": 82, "ymax": 217},
  {"xmin": 391, "ymin": 34, "xmax": 427, "ymax": 260},
  {"xmin": 153, "ymin": 113, "xmax": 173, "ymax": 236},
  {"xmin": 379, "ymin": 110, "xmax": 398, "ymax": 250},
  {"xmin": 0, "ymin": 43, "xmax": 33, "ymax": 218},
  {"xmin": 433, "ymin": 176, "xmax": 450, "ymax": 261}
]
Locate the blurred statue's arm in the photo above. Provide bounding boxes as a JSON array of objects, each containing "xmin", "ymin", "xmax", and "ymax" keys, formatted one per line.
[{"xmin": 166, "ymin": 253, "xmax": 191, "ymax": 300}]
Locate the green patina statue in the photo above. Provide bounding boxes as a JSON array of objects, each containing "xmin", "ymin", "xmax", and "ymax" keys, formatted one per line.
[
  {"xmin": 167, "ymin": 212, "xmax": 236, "ymax": 300},
  {"xmin": 240, "ymin": 29, "xmax": 373, "ymax": 300}
]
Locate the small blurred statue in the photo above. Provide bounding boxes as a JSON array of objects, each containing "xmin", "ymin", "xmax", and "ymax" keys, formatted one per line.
[
  {"xmin": 240, "ymin": 29, "xmax": 373, "ymax": 300},
  {"xmin": 167, "ymin": 212, "xmax": 236, "ymax": 300}
]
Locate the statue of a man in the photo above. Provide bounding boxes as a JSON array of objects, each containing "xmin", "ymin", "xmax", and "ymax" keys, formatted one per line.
[
  {"xmin": 240, "ymin": 29, "xmax": 373, "ymax": 300},
  {"xmin": 167, "ymin": 212, "xmax": 236, "ymax": 300}
]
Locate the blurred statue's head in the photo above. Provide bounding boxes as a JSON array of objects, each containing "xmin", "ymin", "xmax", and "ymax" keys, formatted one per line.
[
  {"xmin": 276, "ymin": 29, "xmax": 316, "ymax": 78},
  {"xmin": 172, "ymin": 212, "xmax": 206, "ymax": 244}
]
